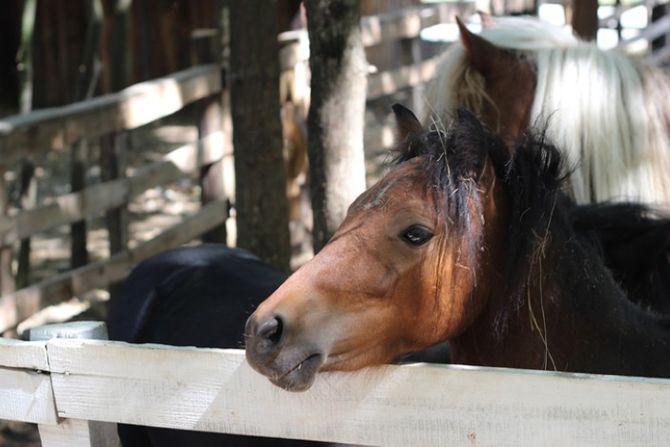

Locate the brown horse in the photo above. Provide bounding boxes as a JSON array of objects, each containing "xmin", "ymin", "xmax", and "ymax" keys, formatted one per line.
[
  {"xmin": 428, "ymin": 16, "xmax": 670, "ymax": 207},
  {"xmin": 245, "ymin": 105, "xmax": 670, "ymax": 391}
]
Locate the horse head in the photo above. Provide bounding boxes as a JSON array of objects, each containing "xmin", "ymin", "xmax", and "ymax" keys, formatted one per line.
[{"xmin": 245, "ymin": 106, "xmax": 510, "ymax": 391}]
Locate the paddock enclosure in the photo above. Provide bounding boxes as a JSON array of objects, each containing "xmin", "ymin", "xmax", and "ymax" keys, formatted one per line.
[
  {"xmin": 2, "ymin": 321, "xmax": 670, "ymax": 446},
  {"xmin": 1, "ymin": 0, "xmax": 670, "ymax": 445}
]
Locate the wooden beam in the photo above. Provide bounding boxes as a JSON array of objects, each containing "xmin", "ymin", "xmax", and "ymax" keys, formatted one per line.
[
  {"xmin": 46, "ymin": 341, "xmax": 670, "ymax": 446},
  {"xmin": 0, "ymin": 337, "xmax": 48, "ymax": 370},
  {"xmin": 0, "ymin": 366, "xmax": 57, "ymax": 424},
  {"xmin": 0, "ymin": 132, "xmax": 227, "ymax": 245},
  {"xmin": 367, "ymin": 56, "xmax": 440, "ymax": 100},
  {"xmin": 0, "ymin": 64, "xmax": 221, "ymax": 165},
  {"xmin": 618, "ymin": 15, "xmax": 670, "ymax": 49},
  {"xmin": 360, "ymin": 3, "xmax": 475, "ymax": 47},
  {"xmin": 0, "ymin": 200, "xmax": 228, "ymax": 332}
]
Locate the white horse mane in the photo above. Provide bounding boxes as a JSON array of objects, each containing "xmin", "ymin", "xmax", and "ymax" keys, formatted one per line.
[{"xmin": 426, "ymin": 16, "xmax": 670, "ymax": 207}]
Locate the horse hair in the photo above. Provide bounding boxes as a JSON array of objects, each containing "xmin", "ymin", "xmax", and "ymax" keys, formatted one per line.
[
  {"xmin": 393, "ymin": 108, "xmax": 669, "ymax": 338},
  {"xmin": 426, "ymin": 15, "xmax": 670, "ymax": 206}
]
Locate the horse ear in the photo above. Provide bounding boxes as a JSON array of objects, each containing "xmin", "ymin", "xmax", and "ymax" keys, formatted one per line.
[
  {"xmin": 392, "ymin": 104, "xmax": 423, "ymax": 141},
  {"xmin": 456, "ymin": 16, "xmax": 506, "ymax": 77},
  {"xmin": 478, "ymin": 11, "xmax": 495, "ymax": 29},
  {"xmin": 453, "ymin": 108, "xmax": 491, "ymax": 182}
]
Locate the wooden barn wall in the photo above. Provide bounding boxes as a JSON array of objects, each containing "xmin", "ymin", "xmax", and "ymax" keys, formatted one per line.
[{"xmin": 0, "ymin": 0, "xmax": 221, "ymax": 111}]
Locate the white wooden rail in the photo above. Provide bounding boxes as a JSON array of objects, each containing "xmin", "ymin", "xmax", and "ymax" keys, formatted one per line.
[{"xmin": 1, "ymin": 332, "xmax": 670, "ymax": 446}]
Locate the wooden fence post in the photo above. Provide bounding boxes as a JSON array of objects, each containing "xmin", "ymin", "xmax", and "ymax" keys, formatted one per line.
[
  {"xmin": 16, "ymin": 159, "xmax": 37, "ymax": 288},
  {"xmin": 100, "ymin": 131, "xmax": 128, "ymax": 298},
  {"xmin": 0, "ymin": 172, "xmax": 16, "ymax": 296},
  {"xmin": 192, "ymin": 29, "xmax": 227, "ymax": 244},
  {"xmin": 29, "ymin": 321, "xmax": 121, "ymax": 447},
  {"xmin": 70, "ymin": 141, "xmax": 89, "ymax": 269}
]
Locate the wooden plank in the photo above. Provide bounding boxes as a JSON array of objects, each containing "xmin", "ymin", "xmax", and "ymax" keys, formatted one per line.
[
  {"xmin": 0, "ymin": 338, "xmax": 48, "ymax": 370},
  {"xmin": 619, "ymin": 15, "xmax": 670, "ymax": 48},
  {"xmin": 0, "ymin": 64, "xmax": 221, "ymax": 165},
  {"xmin": 0, "ymin": 131, "xmax": 227, "ymax": 245},
  {"xmin": 46, "ymin": 340, "xmax": 670, "ymax": 446},
  {"xmin": 367, "ymin": 56, "xmax": 440, "ymax": 100},
  {"xmin": 0, "ymin": 366, "xmax": 57, "ymax": 424},
  {"xmin": 39, "ymin": 419, "xmax": 121, "ymax": 447},
  {"xmin": 361, "ymin": 3, "xmax": 475, "ymax": 47},
  {"xmin": 0, "ymin": 200, "xmax": 228, "ymax": 332}
]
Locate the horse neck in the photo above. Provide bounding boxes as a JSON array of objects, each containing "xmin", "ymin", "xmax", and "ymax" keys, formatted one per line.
[{"xmin": 448, "ymin": 214, "xmax": 670, "ymax": 376}]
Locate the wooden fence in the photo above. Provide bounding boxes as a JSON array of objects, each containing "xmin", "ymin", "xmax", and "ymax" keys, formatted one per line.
[
  {"xmin": 2, "ymin": 1, "xmax": 669, "ymax": 332},
  {"xmin": 1, "ymin": 324, "xmax": 669, "ymax": 446},
  {"xmin": 0, "ymin": 2, "xmax": 475, "ymax": 335},
  {"xmin": 0, "ymin": 59, "xmax": 228, "ymax": 333}
]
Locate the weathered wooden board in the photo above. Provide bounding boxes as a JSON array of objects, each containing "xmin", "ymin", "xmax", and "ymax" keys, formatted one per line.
[
  {"xmin": 367, "ymin": 57, "xmax": 440, "ymax": 100},
  {"xmin": 38, "ymin": 417, "xmax": 120, "ymax": 447},
  {"xmin": 46, "ymin": 340, "xmax": 670, "ymax": 447},
  {"xmin": 0, "ymin": 64, "xmax": 221, "ymax": 165},
  {"xmin": 0, "ymin": 366, "xmax": 57, "ymax": 424},
  {"xmin": 0, "ymin": 131, "xmax": 227, "ymax": 245},
  {"xmin": 0, "ymin": 201, "xmax": 228, "ymax": 332},
  {"xmin": 0, "ymin": 338, "xmax": 48, "ymax": 370},
  {"xmin": 361, "ymin": 3, "xmax": 474, "ymax": 47}
]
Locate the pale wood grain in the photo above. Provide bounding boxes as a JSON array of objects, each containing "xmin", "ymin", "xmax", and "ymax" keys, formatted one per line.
[
  {"xmin": 0, "ymin": 131, "xmax": 227, "ymax": 245},
  {"xmin": 361, "ymin": 3, "xmax": 475, "ymax": 47},
  {"xmin": 0, "ymin": 338, "xmax": 48, "ymax": 370},
  {"xmin": 0, "ymin": 65, "xmax": 221, "ymax": 165},
  {"xmin": 0, "ymin": 366, "xmax": 57, "ymax": 424},
  {"xmin": 367, "ymin": 57, "xmax": 440, "ymax": 100},
  {"xmin": 39, "ymin": 419, "xmax": 120, "ymax": 447},
  {"xmin": 45, "ymin": 340, "xmax": 670, "ymax": 447},
  {"xmin": 0, "ymin": 201, "xmax": 228, "ymax": 332}
]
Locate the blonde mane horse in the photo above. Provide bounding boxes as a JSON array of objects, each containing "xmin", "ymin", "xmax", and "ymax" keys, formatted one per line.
[{"xmin": 426, "ymin": 16, "xmax": 670, "ymax": 207}]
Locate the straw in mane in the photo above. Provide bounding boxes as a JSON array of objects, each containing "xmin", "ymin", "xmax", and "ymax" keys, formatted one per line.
[{"xmin": 426, "ymin": 16, "xmax": 670, "ymax": 207}]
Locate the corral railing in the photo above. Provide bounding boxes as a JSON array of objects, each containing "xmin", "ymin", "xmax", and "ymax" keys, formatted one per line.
[
  {"xmin": 2, "ymin": 0, "xmax": 668, "ymax": 332},
  {"xmin": 0, "ymin": 59, "xmax": 228, "ymax": 333},
  {"xmin": 1, "ymin": 324, "xmax": 669, "ymax": 446}
]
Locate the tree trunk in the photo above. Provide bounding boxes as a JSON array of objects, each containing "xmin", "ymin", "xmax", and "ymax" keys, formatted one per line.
[
  {"xmin": 304, "ymin": 0, "xmax": 367, "ymax": 252},
  {"xmin": 229, "ymin": 0, "xmax": 291, "ymax": 271}
]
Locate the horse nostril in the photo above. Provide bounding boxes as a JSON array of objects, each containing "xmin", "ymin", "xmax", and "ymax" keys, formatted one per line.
[{"xmin": 256, "ymin": 316, "xmax": 284, "ymax": 344}]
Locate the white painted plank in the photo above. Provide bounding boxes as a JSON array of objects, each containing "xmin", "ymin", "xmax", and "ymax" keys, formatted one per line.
[
  {"xmin": 0, "ymin": 338, "xmax": 48, "ymax": 370},
  {"xmin": 46, "ymin": 339, "xmax": 670, "ymax": 446},
  {"xmin": 0, "ymin": 366, "xmax": 57, "ymax": 424},
  {"xmin": 39, "ymin": 419, "xmax": 120, "ymax": 447}
]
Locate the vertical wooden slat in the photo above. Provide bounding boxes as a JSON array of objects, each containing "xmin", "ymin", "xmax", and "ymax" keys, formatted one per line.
[
  {"xmin": 651, "ymin": 3, "xmax": 668, "ymax": 53},
  {"xmin": 192, "ymin": 28, "xmax": 227, "ymax": 244},
  {"xmin": 0, "ymin": 158, "xmax": 15, "ymax": 297},
  {"xmin": 100, "ymin": 131, "xmax": 128, "ymax": 299},
  {"xmin": 16, "ymin": 159, "xmax": 36, "ymax": 288},
  {"xmin": 31, "ymin": 321, "xmax": 120, "ymax": 447},
  {"xmin": 70, "ymin": 140, "xmax": 89, "ymax": 269}
]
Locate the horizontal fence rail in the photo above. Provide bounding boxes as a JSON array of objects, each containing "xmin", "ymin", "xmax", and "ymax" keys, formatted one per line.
[
  {"xmin": 1, "ymin": 337, "xmax": 670, "ymax": 446},
  {"xmin": 0, "ymin": 64, "xmax": 221, "ymax": 167},
  {"xmin": 0, "ymin": 200, "xmax": 228, "ymax": 332}
]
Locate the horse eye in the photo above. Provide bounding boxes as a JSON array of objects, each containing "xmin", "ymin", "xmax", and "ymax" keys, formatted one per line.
[{"xmin": 400, "ymin": 225, "xmax": 433, "ymax": 246}]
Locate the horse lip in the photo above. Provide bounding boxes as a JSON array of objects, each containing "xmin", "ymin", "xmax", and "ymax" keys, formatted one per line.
[{"xmin": 269, "ymin": 352, "xmax": 323, "ymax": 392}]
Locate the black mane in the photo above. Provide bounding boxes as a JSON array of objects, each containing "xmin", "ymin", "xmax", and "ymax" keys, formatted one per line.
[{"xmin": 392, "ymin": 108, "xmax": 649, "ymax": 335}]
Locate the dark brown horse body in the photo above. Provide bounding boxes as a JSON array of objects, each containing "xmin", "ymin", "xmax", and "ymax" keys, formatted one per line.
[{"xmin": 245, "ymin": 106, "xmax": 670, "ymax": 391}]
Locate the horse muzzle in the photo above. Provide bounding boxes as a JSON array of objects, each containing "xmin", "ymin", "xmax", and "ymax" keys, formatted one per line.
[{"xmin": 244, "ymin": 313, "xmax": 325, "ymax": 392}]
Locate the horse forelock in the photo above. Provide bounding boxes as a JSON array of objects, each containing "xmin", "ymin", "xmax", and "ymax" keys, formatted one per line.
[{"xmin": 428, "ymin": 15, "xmax": 670, "ymax": 207}]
